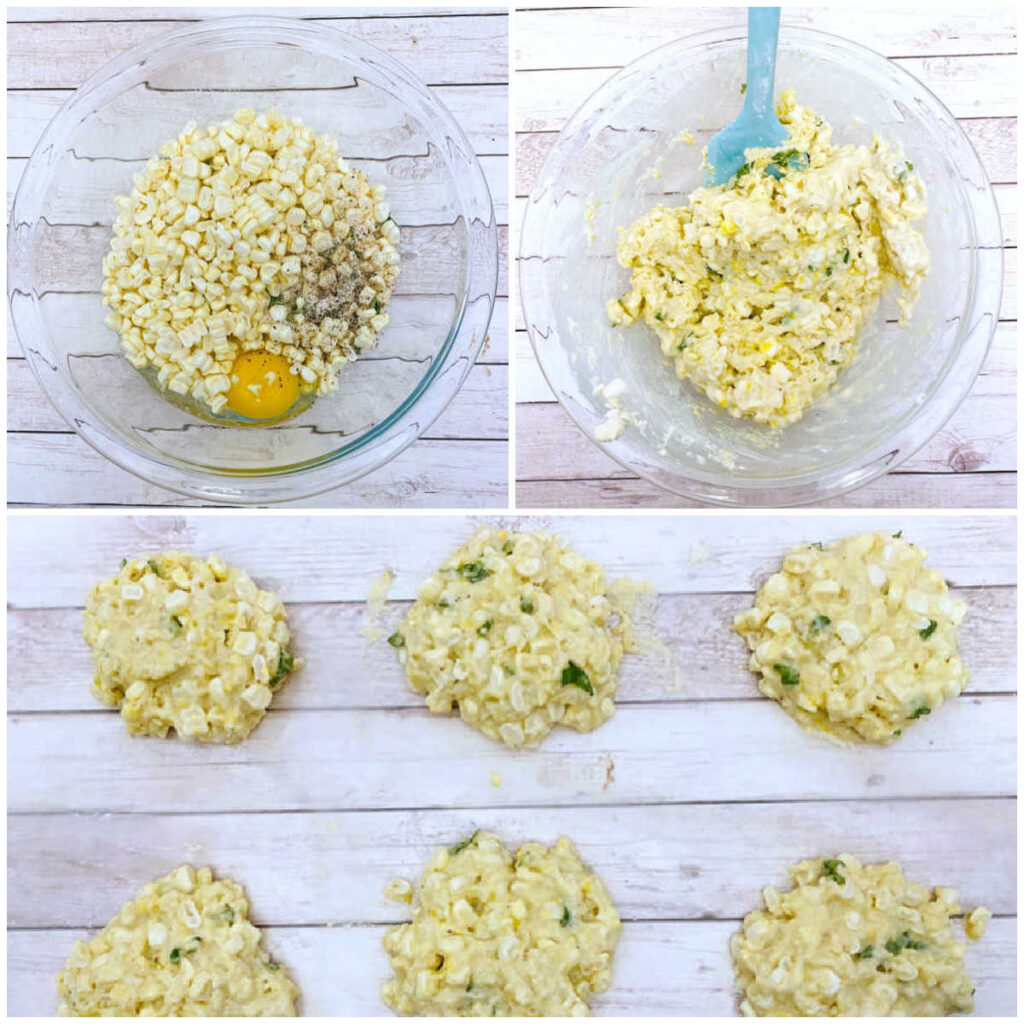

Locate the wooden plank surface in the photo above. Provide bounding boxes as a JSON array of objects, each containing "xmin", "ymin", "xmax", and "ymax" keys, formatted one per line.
[
  {"xmin": 6, "ymin": 514, "xmax": 1016, "ymax": 1014},
  {"xmin": 512, "ymin": 6, "xmax": 1018, "ymax": 509},
  {"xmin": 7, "ymin": 6, "xmax": 510, "ymax": 509}
]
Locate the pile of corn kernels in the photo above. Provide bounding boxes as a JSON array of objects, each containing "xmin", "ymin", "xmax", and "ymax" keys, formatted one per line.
[{"xmin": 101, "ymin": 108, "xmax": 400, "ymax": 414}]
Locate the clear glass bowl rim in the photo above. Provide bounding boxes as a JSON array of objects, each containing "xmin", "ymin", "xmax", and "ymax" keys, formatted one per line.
[
  {"xmin": 9, "ymin": 14, "xmax": 499, "ymax": 505},
  {"xmin": 519, "ymin": 24, "xmax": 1003, "ymax": 507}
]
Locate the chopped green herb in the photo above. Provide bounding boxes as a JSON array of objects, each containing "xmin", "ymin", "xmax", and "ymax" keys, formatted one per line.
[
  {"xmin": 732, "ymin": 162, "xmax": 753, "ymax": 181},
  {"xmin": 449, "ymin": 830, "xmax": 480, "ymax": 856},
  {"xmin": 909, "ymin": 704, "xmax": 931, "ymax": 720},
  {"xmin": 170, "ymin": 948, "xmax": 182, "ymax": 964},
  {"xmin": 502, "ymin": 539, "xmax": 515, "ymax": 554},
  {"xmin": 919, "ymin": 619, "xmax": 937, "ymax": 639},
  {"xmin": 705, "ymin": 264, "xmax": 723, "ymax": 279},
  {"xmin": 677, "ymin": 335, "xmax": 693, "ymax": 352},
  {"xmin": 561, "ymin": 661, "xmax": 594, "ymax": 695},
  {"xmin": 438, "ymin": 598, "xmax": 451, "ymax": 609},
  {"xmin": 892, "ymin": 530, "xmax": 903, "ymax": 539},
  {"xmin": 843, "ymin": 248, "xmax": 850, "ymax": 264},
  {"xmin": 169, "ymin": 615, "xmax": 184, "ymax": 636},
  {"xmin": 458, "ymin": 561, "xmax": 490, "ymax": 583},
  {"xmin": 885, "ymin": 930, "xmax": 925, "ymax": 955},
  {"xmin": 897, "ymin": 160, "xmax": 914, "ymax": 183},
  {"xmin": 216, "ymin": 906, "xmax": 236, "ymax": 924},
  {"xmin": 269, "ymin": 650, "xmax": 294, "ymax": 688},
  {"xmin": 387, "ymin": 632, "xmax": 405, "ymax": 648},
  {"xmin": 774, "ymin": 663, "xmax": 800, "ymax": 687},
  {"xmin": 822, "ymin": 858, "xmax": 846, "ymax": 885},
  {"xmin": 654, "ymin": 311, "xmax": 665, "ymax": 321},
  {"xmin": 477, "ymin": 619, "xmax": 493, "ymax": 637},
  {"xmin": 825, "ymin": 265, "xmax": 833, "ymax": 277},
  {"xmin": 855, "ymin": 945, "xmax": 874, "ymax": 960},
  {"xmin": 373, "ymin": 300, "xmax": 381, "ymax": 314},
  {"xmin": 560, "ymin": 905, "xmax": 571, "ymax": 927},
  {"xmin": 268, "ymin": 293, "xmax": 286, "ymax": 307},
  {"xmin": 769, "ymin": 148, "xmax": 807, "ymax": 169},
  {"xmin": 740, "ymin": 82, "xmax": 747, "ymax": 95},
  {"xmin": 810, "ymin": 614, "xmax": 832, "ymax": 633},
  {"xmin": 147, "ymin": 560, "xmax": 161, "ymax": 576},
  {"xmin": 119, "ymin": 557, "xmax": 128, "ymax": 569},
  {"xmin": 520, "ymin": 597, "xmax": 535, "ymax": 614},
  {"xmin": 809, "ymin": 541, "xmax": 825, "ymax": 551}
]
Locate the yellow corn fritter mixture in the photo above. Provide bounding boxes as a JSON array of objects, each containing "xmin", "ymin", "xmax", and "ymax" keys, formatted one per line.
[
  {"xmin": 102, "ymin": 108, "xmax": 400, "ymax": 421},
  {"xmin": 382, "ymin": 831, "xmax": 621, "ymax": 1016},
  {"xmin": 388, "ymin": 526, "xmax": 640, "ymax": 747},
  {"xmin": 608, "ymin": 90, "xmax": 929, "ymax": 426},
  {"xmin": 57, "ymin": 865, "xmax": 299, "ymax": 1016},
  {"xmin": 733, "ymin": 531, "xmax": 967, "ymax": 744},
  {"xmin": 731, "ymin": 854, "xmax": 987, "ymax": 1016},
  {"xmin": 83, "ymin": 551, "xmax": 299, "ymax": 743}
]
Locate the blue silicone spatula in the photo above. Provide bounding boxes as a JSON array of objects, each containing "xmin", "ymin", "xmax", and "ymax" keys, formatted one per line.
[{"xmin": 706, "ymin": 7, "xmax": 787, "ymax": 185}]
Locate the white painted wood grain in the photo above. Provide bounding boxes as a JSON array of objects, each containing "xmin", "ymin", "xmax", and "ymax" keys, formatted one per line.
[
  {"xmin": 7, "ymin": 584, "xmax": 1014, "ymax": 713},
  {"xmin": 7, "ymin": 7, "xmax": 510, "ymax": 509},
  {"xmin": 6, "ymin": 435, "xmax": 509, "ymax": 509},
  {"xmin": 6, "ymin": 513, "xmax": 1015, "ymax": 607},
  {"xmin": 8, "ymin": 800, "xmax": 1016, "ymax": 929},
  {"xmin": 7, "ymin": 11, "xmax": 508, "ymax": 88},
  {"xmin": 512, "ymin": 6, "xmax": 1018, "ymax": 509},
  {"xmin": 8, "ymin": 917, "xmax": 1016, "ymax": 1016},
  {"xmin": 515, "ymin": 473, "xmax": 1019, "ymax": 511},
  {"xmin": 514, "ymin": 7, "xmax": 1019, "ymax": 66},
  {"xmin": 8, "ymin": 697, "xmax": 1016, "ymax": 814}
]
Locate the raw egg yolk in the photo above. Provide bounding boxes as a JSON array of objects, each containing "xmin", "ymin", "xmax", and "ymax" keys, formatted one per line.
[{"xmin": 226, "ymin": 350, "xmax": 301, "ymax": 420}]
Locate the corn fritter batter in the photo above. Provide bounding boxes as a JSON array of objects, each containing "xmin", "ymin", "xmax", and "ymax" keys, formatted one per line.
[{"xmin": 608, "ymin": 90, "xmax": 929, "ymax": 426}]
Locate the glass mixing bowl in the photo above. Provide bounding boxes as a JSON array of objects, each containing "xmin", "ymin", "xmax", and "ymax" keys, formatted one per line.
[
  {"xmin": 9, "ymin": 15, "xmax": 498, "ymax": 504},
  {"xmin": 520, "ymin": 26, "xmax": 1002, "ymax": 507}
]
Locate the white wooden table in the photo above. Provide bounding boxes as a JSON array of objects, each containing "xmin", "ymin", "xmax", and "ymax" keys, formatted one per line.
[
  {"xmin": 514, "ymin": 7, "xmax": 1017, "ymax": 509},
  {"xmin": 6, "ymin": 7, "xmax": 509, "ymax": 508},
  {"xmin": 7, "ymin": 513, "xmax": 1016, "ymax": 1015}
]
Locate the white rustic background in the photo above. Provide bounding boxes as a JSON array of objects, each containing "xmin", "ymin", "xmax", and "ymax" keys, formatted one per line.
[
  {"xmin": 514, "ymin": 6, "xmax": 1017, "ymax": 508},
  {"xmin": 6, "ymin": 7, "xmax": 509, "ymax": 508},
  {"xmin": 6, "ymin": 513, "xmax": 1016, "ymax": 1015}
]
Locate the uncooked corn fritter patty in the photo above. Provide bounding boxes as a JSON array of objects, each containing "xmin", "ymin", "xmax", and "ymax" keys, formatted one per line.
[
  {"xmin": 83, "ymin": 551, "xmax": 299, "ymax": 743},
  {"xmin": 57, "ymin": 865, "xmax": 299, "ymax": 1016},
  {"xmin": 382, "ymin": 831, "xmax": 621, "ymax": 1016},
  {"xmin": 388, "ymin": 526, "xmax": 640, "ymax": 747},
  {"xmin": 733, "ymin": 532, "xmax": 967, "ymax": 744},
  {"xmin": 731, "ymin": 854, "xmax": 987, "ymax": 1016}
]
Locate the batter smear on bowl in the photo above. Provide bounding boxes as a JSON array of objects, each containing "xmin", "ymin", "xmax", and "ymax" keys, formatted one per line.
[{"xmin": 607, "ymin": 90, "xmax": 929, "ymax": 426}]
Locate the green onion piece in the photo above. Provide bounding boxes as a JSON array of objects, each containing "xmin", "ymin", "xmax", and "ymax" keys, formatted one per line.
[
  {"xmin": 457, "ymin": 561, "xmax": 490, "ymax": 583},
  {"xmin": 520, "ymin": 597, "xmax": 534, "ymax": 614},
  {"xmin": 449, "ymin": 830, "xmax": 480, "ymax": 856},
  {"xmin": 909, "ymin": 704, "xmax": 931, "ymax": 720},
  {"xmin": 477, "ymin": 620, "xmax": 493, "ymax": 637},
  {"xmin": 774, "ymin": 663, "xmax": 800, "ymax": 687},
  {"xmin": 387, "ymin": 632, "xmax": 405, "ymax": 648},
  {"xmin": 561, "ymin": 661, "xmax": 594, "ymax": 695},
  {"xmin": 809, "ymin": 614, "xmax": 831, "ymax": 633},
  {"xmin": 822, "ymin": 858, "xmax": 845, "ymax": 885},
  {"xmin": 269, "ymin": 651, "xmax": 294, "ymax": 688},
  {"xmin": 560, "ymin": 905, "xmax": 571, "ymax": 927},
  {"xmin": 919, "ymin": 619, "xmax": 937, "ymax": 639}
]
